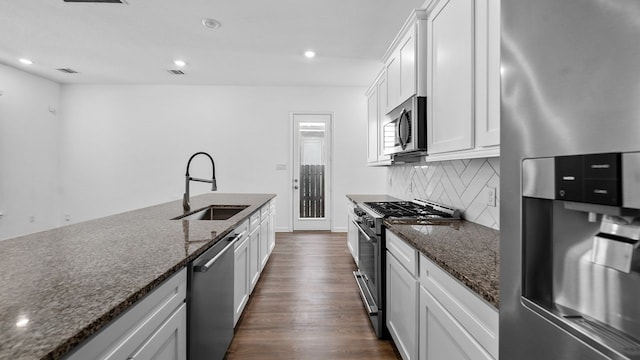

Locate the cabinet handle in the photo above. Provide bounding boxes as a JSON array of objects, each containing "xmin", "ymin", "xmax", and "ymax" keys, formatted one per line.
[{"xmin": 194, "ymin": 233, "xmax": 240, "ymax": 272}]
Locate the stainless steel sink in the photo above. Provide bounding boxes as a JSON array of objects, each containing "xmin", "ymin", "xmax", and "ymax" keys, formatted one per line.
[{"xmin": 172, "ymin": 205, "xmax": 249, "ymax": 221}]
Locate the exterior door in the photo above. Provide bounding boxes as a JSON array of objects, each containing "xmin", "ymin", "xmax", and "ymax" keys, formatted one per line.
[{"xmin": 292, "ymin": 113, "xmax": 331, "ymax": 231}]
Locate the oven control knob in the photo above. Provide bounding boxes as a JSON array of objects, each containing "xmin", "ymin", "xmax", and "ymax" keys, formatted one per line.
[
  {"xmin": 366, "ymin": 218, "xmax": 375, "ymax": 228},
  {"xmin": 355, "ymin": 209, "xmax": 365, "ymax": 217}
]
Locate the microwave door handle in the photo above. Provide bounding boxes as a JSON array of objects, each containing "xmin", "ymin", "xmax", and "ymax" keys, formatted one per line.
[
  {"xmin": 397, "ymin": 109, "xmax": 407, "ymax": 149},
  {"xmin": 396, "ymin": 114, "xmax": 402, "ymax": 148}
]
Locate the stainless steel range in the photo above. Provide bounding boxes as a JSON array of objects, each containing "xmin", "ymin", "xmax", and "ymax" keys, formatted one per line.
[{"xmin": 352, "ymin": 199, "xmax": 460, "ymax": 338}]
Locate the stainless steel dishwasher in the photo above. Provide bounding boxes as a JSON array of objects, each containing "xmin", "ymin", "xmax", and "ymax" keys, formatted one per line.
[{"xmin": 188, "ymin": 231, "xmax": 240, "ymax": 360}]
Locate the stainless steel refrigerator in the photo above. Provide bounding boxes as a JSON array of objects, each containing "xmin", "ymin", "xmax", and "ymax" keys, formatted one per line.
[{"xmin": 501, "ymin": 0, "xmax": 640, "ymax": 359}]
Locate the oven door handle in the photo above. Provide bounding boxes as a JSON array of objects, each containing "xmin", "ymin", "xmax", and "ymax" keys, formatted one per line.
[{"xmin": 353, "ymin": 220, "xmax": 375, "ymax": 243}]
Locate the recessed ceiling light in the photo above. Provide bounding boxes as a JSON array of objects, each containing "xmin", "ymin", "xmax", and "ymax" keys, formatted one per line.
[
  {"xmin": 202, "ymin": 18, "xmax": 222, "ymax": 30},
  {"xmin": 19, "ymin": 58, "xmax": 33, "ymax": 65},
  {"xmin": 174, "ymin": 60, "xmax": 186, "ymax": 67},
  {"xmin": 304, "ymin": 50, "xmax": 316, "ymax": 59}
]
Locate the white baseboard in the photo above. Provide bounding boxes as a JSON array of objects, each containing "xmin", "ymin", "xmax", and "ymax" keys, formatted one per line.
[
  {"xmin": 276, "ymin": 226, "xmax": 292, "ymax": 232},
  {"xmin": 332, "ymin": 227, "xmax": 347, "ymax": 233}
]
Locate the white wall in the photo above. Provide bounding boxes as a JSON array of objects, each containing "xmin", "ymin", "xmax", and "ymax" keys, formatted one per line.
[
  {"xmin": 0, "ymin": 64, "xmax": 61, "ymax": 240},
  {"xmin": 59, "ymin": 85, "xmax": 387, "ymax": 232}
]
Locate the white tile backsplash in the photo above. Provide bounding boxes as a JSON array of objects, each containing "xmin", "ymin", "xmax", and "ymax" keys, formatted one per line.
[{"xmin": 387, "ymin": 157, "xmax": 500, "ymax": 229}]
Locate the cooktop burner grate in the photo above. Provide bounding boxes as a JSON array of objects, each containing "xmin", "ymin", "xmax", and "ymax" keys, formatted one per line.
[{"xmin": 363, "ymin": 200, "xmax": 460, "ymax": 219}]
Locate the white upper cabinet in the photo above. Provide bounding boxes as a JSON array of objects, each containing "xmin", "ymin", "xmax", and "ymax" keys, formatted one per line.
[
  {"xmin": 425, "ymin": 0, "xmax": 500, "ymax": 159},
  {"xmin": 367, "ymin": 84, "xmax": 379, "ymax": 163},
  {"xmin": 366, "ymin": 70, "xmax": 392, "ymax": 166},
  {"xmin": 427, "ymin": 0, "xmax": 475, "ymax": 155},
  {"xmin": 383, "ymin": 11, "xmax": 428, "ymax": 114},
  {"xmin": 364, "ymin": 1, "xmax": 500, "ymax": 165},
  {"xmin": 399, "ymin": 28, "xmax": 417, "ymax": 103},
  {"xmin": 376, "ymin": 75, "xmax": 391, "ymax": 163},
  {"xmin": 386, "ymin": 56, "xmax": 401, "ymax": 112},
  {"xmin": 475, "ymin": 0, "xmax": 501, "ymax": 147}
]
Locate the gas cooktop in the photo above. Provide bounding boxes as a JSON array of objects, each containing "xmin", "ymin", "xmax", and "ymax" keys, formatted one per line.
[{"xmin": 363, "ymin": 199, "xmax": 460, "ymax": 220}]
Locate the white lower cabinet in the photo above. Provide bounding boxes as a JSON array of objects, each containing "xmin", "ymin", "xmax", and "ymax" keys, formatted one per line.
[
  {"xmin": 130, "ymin": 303, "xmax": 186, "ymax": 360},
  {"xmin": 385, "ymin": 230, "xmax": 498, "ymax": 360},
  {"xmin": 387, "ymin": 250, "xmax": 419, "ymax": 360},
  {"xmin": 248, "ymin": 221, "xmax": 260, "ymax": 293},
  {"xmin": 233, "ymin": 224, "xmax": 250, "ymax": 326},
  {"xmin": 259, "ymin": 215, "xmax": 269, "ymax": 271},
  {"xmin": 268, "ymin": 200, "xmax": 276, "ymax": 254},
  {"xmin": 419, "ymin": 287, "xmax": 491, "ymax": 360},
  {"xmin": 347, "ymin": 200, "xmax": 358, "ymax": 265},
  {"xmin": 64, "ymin": 268, "xmax": 187, "ymax": 360}
]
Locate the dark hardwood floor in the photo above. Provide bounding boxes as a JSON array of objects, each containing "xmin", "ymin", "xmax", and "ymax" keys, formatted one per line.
[{"xmin": 225, "ymin": 231, "xmax": 400, "ymax": 359}]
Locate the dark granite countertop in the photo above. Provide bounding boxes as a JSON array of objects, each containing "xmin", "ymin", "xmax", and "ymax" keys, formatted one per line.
[
  {"xmin": 0, "ymin": 193, "xmax": 274, "ymax": 360},
  {"xmin": 385, "ymin": 220, "xmax": 499, "ymax": 308}
]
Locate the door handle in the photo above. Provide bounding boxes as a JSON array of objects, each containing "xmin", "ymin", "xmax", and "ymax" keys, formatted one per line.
[
  {"xmin": 294, "ymin": 186, "xmax": 299, "ymax": 189},
  {"xmin": 193, "ymin": 233, "xmax": 240, "ymax": 272}
]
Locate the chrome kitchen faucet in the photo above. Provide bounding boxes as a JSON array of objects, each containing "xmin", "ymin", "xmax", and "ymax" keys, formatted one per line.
[{"xmin": 183, "ymin": 152, "xmax": 217, "ymax": 212}]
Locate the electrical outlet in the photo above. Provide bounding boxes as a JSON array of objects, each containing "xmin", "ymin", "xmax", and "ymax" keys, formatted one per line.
[
  {"xmin": 65, "ymin": 214, "xmax": 71, "ymax": 222},
  {"xmin": 29, "ymin": 215, "xmax": 35, "ymax": 223},
  {"xmin": 486, "ymin": 187, "xmax": 496, "ymax": 207}
]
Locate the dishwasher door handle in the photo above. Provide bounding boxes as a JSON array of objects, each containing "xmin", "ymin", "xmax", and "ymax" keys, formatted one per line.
[{"xmin": 194, "ymin": 233, "xmax": 240, "ymax": 273}]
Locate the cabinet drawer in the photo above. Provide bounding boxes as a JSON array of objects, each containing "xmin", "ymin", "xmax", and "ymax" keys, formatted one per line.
[
  {"xmin": 419, "ymin": 254, "xmax": 498, "ymax": 358},
  {"xmin": 234, "ymin": 220, "xmax": 249, "ymax": 246},
  {"xmin": 386, "ymin": 230, "xmax": 418, "ymax": 276},
  {"xmin": 249, "ymin": 211, "xmax": 261, "ymax": 231},
  {"xmin": 64, "ymin": 268, "xmax": 187, "ymax": 360},
  {"xmin": 260, "ymin": 204, "xmax": 269, "ymax": 220}
]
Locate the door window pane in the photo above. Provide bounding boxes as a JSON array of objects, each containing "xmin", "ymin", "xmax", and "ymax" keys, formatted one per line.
[{"xmin": 299, "ymin": 122, "xmax": 325, "ymax": 218}]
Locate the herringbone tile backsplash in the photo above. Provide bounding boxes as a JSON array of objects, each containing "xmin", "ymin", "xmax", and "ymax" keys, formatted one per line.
[{"xmin": 387, "ymin": 158, "xmax": 500, "ymax": 229}]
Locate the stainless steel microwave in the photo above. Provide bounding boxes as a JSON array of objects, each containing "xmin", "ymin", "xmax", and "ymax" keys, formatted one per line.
[{"xmin": 382, "ymin": 96, "xmax": 427, "ymax": 156}]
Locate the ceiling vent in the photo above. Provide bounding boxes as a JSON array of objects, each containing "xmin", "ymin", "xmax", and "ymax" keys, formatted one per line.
[
  {"xmin": 168, "ymin": 70, "xmax": 185, "ymax": 75},
  {"xmin": 57, "ymin": 68, "xmax": 79, "ymax": 74},
  {"xmin": 63, "ymin": 0, "xmax": 128, "ymax": 4}
]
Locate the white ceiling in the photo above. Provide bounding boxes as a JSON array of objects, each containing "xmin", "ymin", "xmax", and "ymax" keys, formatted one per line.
[{"xmin": 0, "ymin": 0, "xmax": 425, "ymax": 86}]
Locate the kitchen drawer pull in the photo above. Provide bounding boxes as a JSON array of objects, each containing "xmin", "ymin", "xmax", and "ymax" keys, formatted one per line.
[{"xmin": 194, "ymin": 233, "xmax": 240, "ymax": 272}]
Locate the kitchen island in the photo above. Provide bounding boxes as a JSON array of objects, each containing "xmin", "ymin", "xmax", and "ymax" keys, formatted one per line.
[{"xmin": 0, "ymin": 193, "xmax": 275, "ymax": 360}]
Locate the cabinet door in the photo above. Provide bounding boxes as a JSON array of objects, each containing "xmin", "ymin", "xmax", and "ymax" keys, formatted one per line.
[
  {"xmin": 128, "ymin": 304, "xmax": 187, "ymax": 360},
  {"xmin": 427, "ymin": 0, "xmax": 474, "ymax": 154},
  {"xmin": 387, "ymin": 251, "xmax": 418, "ymax": 360},
  {"xmin": 65, "ymin": 269, "xmax": 187, "ymax": 360},
  {"xmin": 399, "ymin": 26, "xmax": 417, "ymax": 103},
  {"xmin": 234, "ymin": 236, "xmax": 250, "ymax": 326},
  {"xmin": 419, "ymin": 286, "xmax": 494, "ymax": 360},
  {"xmin": 367, "ymin": 87, "xmax": 379, "ymax": 163},
  {"xmin": 475, "ymin": 0, "xmax": 500, "ymax": 147},
  {"xmin": 259, "ymin": 218, "xmax": 269, "ymax": 270},
  {"xmin": 249, "ymin": 228, "xmax": 260, "ymax": 293},
  {"xmin": 386, "ymin": 55, "xmax": 400, "ymax": 112},
  {"xmin": 346, "ymin": 206, "xmax": 358, "ymax": 265},
  {"xmin": 376, "ymin": 75, "xmax": 392, "ymax": 162},
  {"xmin": 269, "ymin": 204, "xmax": 276, "ymax": 254},
  {"xmin": 268, "ymin": 207, "xmax": 276, "ymax": 254}
]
